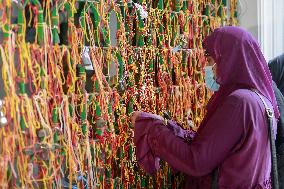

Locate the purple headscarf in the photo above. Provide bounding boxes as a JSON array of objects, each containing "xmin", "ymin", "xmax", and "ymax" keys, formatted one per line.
[{"xmin": 202, "ymin": 26, "xmax": 279, "ymax": 124}]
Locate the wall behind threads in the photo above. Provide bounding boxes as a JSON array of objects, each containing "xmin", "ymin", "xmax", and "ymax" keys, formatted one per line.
[{"xmin": 0, "ymin": 0, "xmax": 237, "ymax": 188}]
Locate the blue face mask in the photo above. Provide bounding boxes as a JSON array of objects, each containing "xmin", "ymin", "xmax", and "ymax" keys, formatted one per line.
[{"xmin": 204, "ymin": 66, "xmax": 220, "ymax": 92}]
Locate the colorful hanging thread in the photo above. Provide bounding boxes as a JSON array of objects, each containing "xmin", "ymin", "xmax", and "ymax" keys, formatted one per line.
[{"xmin": 0, "ymin": 0, "xmax": 238, "ymax": 188}]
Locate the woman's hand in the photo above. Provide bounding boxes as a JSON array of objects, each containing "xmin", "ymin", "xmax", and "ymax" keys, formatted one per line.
[{"xmin": 131, "ymin": 111, "xmax": 166, "ymax": 127}]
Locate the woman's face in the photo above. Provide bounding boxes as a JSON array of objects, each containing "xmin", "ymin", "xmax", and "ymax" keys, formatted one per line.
[{"xmin": 206, "ymin": 55, "xmax": 217, "ymax": 77}]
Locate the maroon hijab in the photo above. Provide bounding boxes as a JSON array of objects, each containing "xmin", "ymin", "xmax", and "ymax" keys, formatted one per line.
[{"xmin": 202, "ymin": 26, "xmax": 279, "ymax": 126}]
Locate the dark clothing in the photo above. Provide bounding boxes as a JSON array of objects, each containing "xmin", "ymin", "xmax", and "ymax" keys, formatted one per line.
[
  {"xmin": 270, "ymin": 57, "xmax": 284, "ymax": 188},
  {"xmin": 269, "ymin": 54, "xmax": 284, "ymax": 96}
]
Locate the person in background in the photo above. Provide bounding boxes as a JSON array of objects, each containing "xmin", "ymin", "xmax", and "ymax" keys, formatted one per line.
[
  {"xmin": 269, "ymin": 54, "xmax": 284, "ymax": 96},
  {"xmin": 131, "ymin": 26, "xmax": 279, "ymax": 188},
  {"xmin": 269, "ymin": 54, "xmax": 284, "ymax": 188}
]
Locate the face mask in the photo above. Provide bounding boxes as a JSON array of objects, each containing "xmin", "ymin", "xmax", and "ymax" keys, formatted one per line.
[{"xmin": 204, "ymin": 65, "xmax": 220, "ymax": 92}]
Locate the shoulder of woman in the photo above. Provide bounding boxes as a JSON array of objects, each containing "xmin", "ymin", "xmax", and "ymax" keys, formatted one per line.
[{"xmin": 225, "ymin": 89, "xmax": 259, "ymax": 107}]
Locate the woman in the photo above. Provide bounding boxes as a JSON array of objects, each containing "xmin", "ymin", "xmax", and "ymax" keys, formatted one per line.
[{"xmin": 131, "ymin": 26, "xmax": 279, "ymax": 188}]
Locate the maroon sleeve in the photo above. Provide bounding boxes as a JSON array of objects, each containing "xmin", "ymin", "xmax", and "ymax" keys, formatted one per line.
[{"xmin": 135, "ymin": 96, "xmax": 244, "ymax": 176}]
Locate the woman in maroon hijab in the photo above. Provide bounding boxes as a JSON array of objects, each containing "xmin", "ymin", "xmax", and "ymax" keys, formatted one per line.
[{"xmin": 132, "ymin": 26, "xmax": 279, "ymax": 188}]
